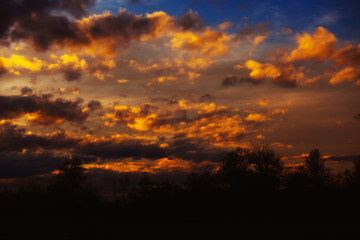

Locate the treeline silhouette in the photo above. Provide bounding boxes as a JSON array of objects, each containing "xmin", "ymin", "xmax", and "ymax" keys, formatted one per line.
[{"xmin": 1, "ymin": 144, "xmax": 360, "ymax": 218}]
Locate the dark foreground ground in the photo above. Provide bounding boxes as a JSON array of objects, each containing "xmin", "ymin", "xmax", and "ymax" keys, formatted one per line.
[{"xmin": 1, "ymin": 217, "xmax": 360, "ymax": 240}]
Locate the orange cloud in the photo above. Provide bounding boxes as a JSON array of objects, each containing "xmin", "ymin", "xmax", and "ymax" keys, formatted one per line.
[
  {"xmin": 75, "ymin": 10, "xmax": 174, "ymax": 59},
  {"xmin": 332, "ymin": 44, "xmax": 360, "ymax": 67},
  {"xmin": 117, "ymin": 79, "xmax": 129, "ymax": 84},
  {"xmin": 102, "ymin": 100, "xmax": 251, "ymax": 148},
  {"xmin": 83, "ymin": 157, "xmax": 210, "ymax": 174},
  {"xmin": 285, "ymin": 27, "xmax": 337, "ymax": 62},
  {"xmin": 0, "ymin": 54, "xmax": 45, "ymax": 75},
  {"xmin": 48, "ymin": 53, "xmax": 88, "ymax": 72},
  {"xmin": 218, "ymin": 21, "xmax": 233, "ymax": 31},
  {"xmin": 252, "ymin": 35, "xmax": 267, "ymax": 45},
  {"xmin": 245, "ymin": 113, "xmax": 268, "ymax": 122},
  {"xmin": 170, "ymin": 29, "xmax": 231, "ymax": 56},
  {"xmin": 0, "ymin": 52, "xmax": 115, "ymax": 81},
  {"xmin": 128, "ymin": 56, "xmax": 214, "ymax": 84},
  {"xmin": 243, "ymin": 60, "xmax": 281, "ymax": 79},
  {"xmin": 330, "ymin": 67, "xmax": 360, "ymax": 86},
  {"xmin": 257, "ymin": 99, "xmax": 270, "ymax": 107}
]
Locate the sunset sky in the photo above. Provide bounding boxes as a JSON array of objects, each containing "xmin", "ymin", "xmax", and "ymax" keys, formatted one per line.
[{"xmin": 0, "ymin": 0, "xmax": 359, "ymax": 183}]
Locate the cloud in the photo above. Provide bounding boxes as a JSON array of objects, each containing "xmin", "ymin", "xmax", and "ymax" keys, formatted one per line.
[
  {"xmin": 0, "ymin": 5, "xmax": 235, "ymax": 84},
  {"xmin": 285, "ymin": 27, "xmax": 337, "ymax": 62},
  {"xmin": 280, "ymin": 27, "xmax": 292, "ymax": 35},
  {"xmin": 221, "ymin": 74, "xmax": 241, "ymax": 86},
  {"xmin": 87, "ymin": 100, "xmax": 102, "ymax": 111},
  {"xmin": 10, "ymin": 12, "xmax": 87, "ymax": 52},
  {"xmin": 230, "ymin": 27, "xmax": 360, "ymax": 87},
  {"xmin": 175, "ymin": 10, "xmax": 206, "ymax": 32},
  {"xmin": 170, "ymin": 29, "xmax": 231, "ymax": 56},
  {"xmin": 0, "ymin": 151, "xmax": 68, "ymax": 178},
  {"xmin": 76, "ymin": 137, "xmax": 166, "ymax": 160},
  {"xmin": 244, "ymin": 60, "xmax": 281, "ymax": 80},
  {"xmin": 20, "ymin": 86, "xmax": 33, "ymax": 96},
  {"xmin": 235, "ymin": 22, "xmax": 269, "ymax": 45},
  {"xmin": 329, "ymin": 67, "xmax": 360, "ymax": 86},
  {"xmin": 75, "ymin": 10, "xmax": 174, "ymax": 58},
  {"xmin": 0, "ymin": 93, "xmax": 97, "ymax": 125},
  {"xmin": 167, "ymin": 137, "xmax": 227, "ymax": 163},
  {"xmin": 245, "ymin": 113, "xmax": 268, "ymax": 122},
  {"xmin": 235, "ymin": 22, "xmax": 269, "ymax": 41},
  {"xmin": 47, "ymin": 53, "xmax": 88, "ymax": 81},
  {"xmin": 128, "ymin": 56, "xmax": 214, "ymax": 84},
  {"xmin": 233, "ymin": 60, "xmax": 298, "ymax": 87},
  {"xmin": 0, "ymin": 122, "xmax": 79, "ymax": 152},
  {"xmin": 332, "ymin": 44, "xmax": 360, "ymax": 67},
  {"xmin": 0, "ymin": 53, "xmax": 91, "ymax": 81},
  {"xmin": 0, "ymin": 0, "xmax": 95, "ymax": 43},
  {"xmin": 102, "ymin": 99, "xmax": 250, "ymax": 148},
  {"xmin": 2, "ymin": 5, "xmax": 173, "ymax": 59},
  {"xmin": 0, "ymin": 55, "xmax": 45, "ymax": 75},
  {"xmin": 199, "ymin": 94, "xmax": 215, "ymax": 102}
]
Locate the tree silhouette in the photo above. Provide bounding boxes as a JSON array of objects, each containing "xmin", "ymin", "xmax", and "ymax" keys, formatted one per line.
[
  {"xmin": 305, "ymin": 149, "xmax": 326, "ymax": 178},
  {"xmin": 249, "ymin": 143, "xmax": 283, "ymax": 178},
  {"xmin": 218, "ymin": 148, "xmax": 251, "ymax": 188},
  {"xmin": 354, "ymin": 157, "xmax": 360, "ymax": 175},
  {"xmin": 47, "ymin": 157, "xmax": 100, "ymax": 215},
  {"xmin": 111, "ymin": 173, "xmax": 130, "ymax": 202},
  {"xmin": 304, "ymin": 148, "xmax": 327, "ymax": 189},
  {"xmin": 48, "ymin": 157, "xmax": 86, "ymax": 195}
]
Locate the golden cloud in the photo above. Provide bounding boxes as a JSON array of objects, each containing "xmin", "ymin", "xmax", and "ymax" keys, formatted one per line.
[
  {"xmin": 330, "ymin": 67, "xmax": 360, "ymax": 86},
  {"xmin": 285, "ymin": 27, "xmax": 337, "ymax": 62},
  {"xmin": 243, "ymin": 60, "xmax": 282, "ymax": 79},
  {"xmin": 0, "ymin": 54, "xmax": 45, "ymax": 75},
  {"xmin": 170, "ymin": 29, "xmax": 231, "ymax": 56}
]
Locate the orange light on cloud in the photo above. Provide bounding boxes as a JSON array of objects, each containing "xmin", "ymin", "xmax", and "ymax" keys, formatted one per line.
[
  {"xmin": 330, "ymin": 67, "xmax": 360, "ymax": 86},
  {"xmin": 286, "ymin": 26, "xmax": 337, "ymax": 62},
  {"xmin": 244, "ymin": 60, "xmax": 281, "ymax": 79},
  {"xmin": 0, "ymin": 54, "xmax": 45, "ymax": 75}
]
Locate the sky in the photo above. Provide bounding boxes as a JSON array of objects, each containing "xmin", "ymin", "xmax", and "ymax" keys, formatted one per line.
[{"xmin": 0, "ymin": 0, "xmax": 359, "ymax": 184}]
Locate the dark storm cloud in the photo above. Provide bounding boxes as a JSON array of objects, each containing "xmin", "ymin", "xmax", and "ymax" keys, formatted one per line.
[
  {"xmin": 0, "ymin": 0, "xmax": 95, "ymax": 47},
  {"xmin": 0, "ymin": 94, "xmax": 98, "ymax": 125},
  {"xmin": 75, "ymin": 134, "xmax": 226, "ymax": 163},
  {"xmin": 221, "ymin": 75, "xmax": 260, "ymax": 86},
  {"xmin": 0, "ymin": 151, "xmax": 67, "ymax": 178},
  {"xmin": 0, "ymin": 122, "xmax": 79, "ymax": 152},
  {"xmin": 176, "ymin": 11, "xmax": 206, "ymax": 32},
  {"xmin": 168, "ymin": 137, "xmax": 227, "ymax": 163},
  {"xmin": 76, "ymin": 139, "xmax": 167, "ymax": 160},
  {"xmin": 88, "ymin": 10, "xmax": 160, "ymax": 43},
  {"xmin": 10, "ymin": 12, "xmax": 88, "ymax": 51},
  {"xmin": 1, "ymin": 0, "xmax": 164, "ymax": 53}
]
